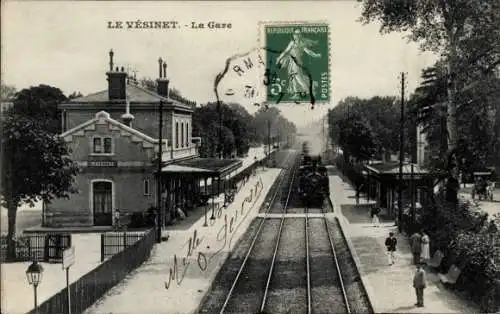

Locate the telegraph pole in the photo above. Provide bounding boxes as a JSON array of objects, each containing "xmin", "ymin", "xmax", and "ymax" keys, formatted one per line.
[
  {"xmin": 218, "ymin": 101, "xmax": 223, "ymax": 159},
  {"xmin": 156, "ymin": 100, "xmax": 164, "ymax": 243},
  {"xmin": 398, "ymin": 72, "xmax": 405, "ymax": 233},
  {"xmin": 267, "ymin": 119, "xmax": 271, "ymax": 164}
]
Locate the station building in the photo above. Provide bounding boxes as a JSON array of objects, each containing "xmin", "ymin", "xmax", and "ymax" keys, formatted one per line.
[{"xmin": 44, "ymin": 50, "xmax": 242, "ymax": 228}]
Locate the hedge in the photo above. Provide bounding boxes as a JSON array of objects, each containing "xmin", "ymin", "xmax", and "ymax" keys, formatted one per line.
[{"xmin": 413, "ymin": 190, "xmax": 500, "ymax": 312}]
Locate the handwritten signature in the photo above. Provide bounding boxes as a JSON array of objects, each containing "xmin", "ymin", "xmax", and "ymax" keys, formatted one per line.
[{"xmin": 164, "ymin": 176, "xmax": 264, "ymax": 289}]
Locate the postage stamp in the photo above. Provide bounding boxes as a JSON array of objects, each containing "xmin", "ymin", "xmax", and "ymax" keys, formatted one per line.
[{"xmin": 260, "ymin": 21, "xmax": 330, "ymax": 104}]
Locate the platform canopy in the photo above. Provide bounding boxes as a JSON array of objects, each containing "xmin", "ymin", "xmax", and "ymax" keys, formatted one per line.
[
  {"xmin": 160, "ymin": 158, "xmax": 243, "ymax": 177},
  {"xmin": 364, "ymin": 162, "xmax": 445, "ymax": 180}
]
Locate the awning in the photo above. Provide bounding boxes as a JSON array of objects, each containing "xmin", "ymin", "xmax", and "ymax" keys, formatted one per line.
[
  {"xmin": 160, "ymin": 158, "xmax": 243, "ymax": 177},
  {"xmin": 161, "ymin": 165, "xmax": 213, "ymax": 173}
]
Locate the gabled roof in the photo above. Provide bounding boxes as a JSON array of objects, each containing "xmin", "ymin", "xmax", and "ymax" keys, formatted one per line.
[
  {"xmin": 69, "ymin": 84, "xmax": 169, "ymax": 103},
  {"xmin": 60, "ymin": 111, "xmax": 166, "ymax": 150}
]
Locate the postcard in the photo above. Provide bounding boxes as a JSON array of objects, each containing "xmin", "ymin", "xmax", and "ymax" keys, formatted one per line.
[{"xmin": 2, "ymin": 1, "xmax": 498, "ymax": 314}]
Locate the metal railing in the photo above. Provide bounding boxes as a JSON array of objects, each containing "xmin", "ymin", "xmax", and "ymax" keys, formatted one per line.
[{"xmin": 28, "ymin": 228, "xmax": 156, "ymax": 314}]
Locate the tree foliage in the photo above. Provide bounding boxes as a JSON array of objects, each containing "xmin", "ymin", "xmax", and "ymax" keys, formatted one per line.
[
  {"xmin": 1, "ymin": 82, "xmax": 16, "ymax": 100},
  {"xmin": 192, "ymin": 103, "xmax": 296, "ymax": 158},
  {"xmin": 138, "ymin": 77, "xmax": 197, "ymax": 107},
  {"xmin": 359, "ymin": 0, "xmax": 500, "ymax": 202},
  {"xmin": 1, "ymin": 111, "xmax": 78, "ymax": 260},
  {"xmin": 328, "ymin": 96, "xmax": 412, "ymax": 161},
  {"xmin": 338, "ymin": 116, "xmax": 378, "ymax": 162},
  {"xmin": 11, "ymin": 84, "xmax": 67, "ymax": 134},
  {"xmin": 412, "ymin": 61, "xmax": 500, "ymax": 174},
  {"xmin": 252, "ymin": 106, "xmax": 297, "ymax": 144}
]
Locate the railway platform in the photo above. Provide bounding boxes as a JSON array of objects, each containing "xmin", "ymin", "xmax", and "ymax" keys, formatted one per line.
[
  {"xmin": 329, "ymin": 174, "xmax": 481, "ymax": 313},
  {"xmin": 84, "ymin": 166, "xmax": 282, "ymax": 314}
]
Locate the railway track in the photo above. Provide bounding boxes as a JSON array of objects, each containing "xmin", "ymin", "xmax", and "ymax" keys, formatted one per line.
[{"xmin": 198, "ymin": 149, "xmax": 372, "ymax": 314}]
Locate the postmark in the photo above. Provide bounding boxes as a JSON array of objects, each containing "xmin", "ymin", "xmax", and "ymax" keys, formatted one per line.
[
  {"xmin": 261, "ymin": 21, "xmax": 330, "ymax": 104},
  {"xmin": 214, "ymin": 21, "xmax": 330, "ymax": 110}
]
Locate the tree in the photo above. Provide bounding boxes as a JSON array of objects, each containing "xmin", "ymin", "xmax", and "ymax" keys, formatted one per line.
[
  {"xmin": 12, "ymin": 85, "xmax": 67, "ymax": 134},
  {"xmin": 359, "ymin": 0, "xmax": 500, "ymax": 202},
  {"xmin": 1, "ymin": 112, "xmax": 79, "ymax": 260},
  {"xmin": 68, "ymin": 91, "xmax": 83, "ymax": 100},
  {"xmin": 1, "ymin": 82, "xmax": 17, "ymax": 100},
  {"xmin": 328, "ymin": 96, "xmax": 405, "ymax": 160},
  {"xmin": 338, "ymin": 116, "xmax": 378, "ymax": 162},
  {"xmin": 138, "ymin": 77, "xmax": 196, "ymax": 107},
  {"xmin": 412, "ymin": 62, "xmax": 500, "ymax": 175}
]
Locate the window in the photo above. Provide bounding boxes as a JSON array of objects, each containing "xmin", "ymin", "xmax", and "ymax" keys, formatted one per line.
[
  {"xmin": 92, "ymin": 136, "xmax": 113, "ymax": 154},
  {"xmin": 144, "ymin": 179, "xmax": 151, "ymax": 196},
  {"xmin": 186, "ymin": 122, "xmax": 189, "ymax": 147},
  {"xmin": 93, "ymin": 138, "xmax": 102, "ymax": 153},
  {"xmin": 181, "ymin": 123, "xmax": 184, "ymax": 148},
  {"xmin": 103, "ymin": 138, "xmax": 112, "ymax": 153},
  {"xmin": 176, "ymin": 122, "xmax": 179, "ymax": 148}
]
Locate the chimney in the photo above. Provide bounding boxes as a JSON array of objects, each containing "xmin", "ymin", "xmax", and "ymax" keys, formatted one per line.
[
  {"xmin": 157, "ymin": 57, "xmax": 170, "ymax": 98},
  {"xmin": 121, "ymin": 92, "xmax": 135, "ymax": 127},
  {"xmin": 106, "ymin": 50, "xmax": 128, "ymax": 100}
]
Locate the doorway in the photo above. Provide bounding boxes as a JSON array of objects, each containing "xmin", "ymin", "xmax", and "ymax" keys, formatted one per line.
[{"xmin": 92, "ymin": 180, "xmax": 113, "ymax": 226}]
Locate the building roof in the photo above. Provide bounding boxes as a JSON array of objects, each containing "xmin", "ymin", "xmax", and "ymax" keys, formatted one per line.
[
  {"xmin": 60, "ymin": 111, "xmax": 166, "ymax": 150},
  {"xmin": 66, "ymin": 83, "xmax": 193, "ymax": 112},
  {"xmin": 70, "ymin": 84, "xmax": 168, "ymax": 103},
  {"xmin": 161, "ymin": 158, "xmax": 243, "ymax": 176}
]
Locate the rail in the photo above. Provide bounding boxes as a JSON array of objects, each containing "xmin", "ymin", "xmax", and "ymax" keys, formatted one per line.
[
  {"xmin": 321, "ymin": 197, "xmax": 351, "ymax": 314},
  {"xmin": 219, "ymin": 151, "xmax": 297, "ymax": 314},
  {"xmin": 305, "ymin": 205, "xmax": 312, "ymax": 314},
  {"xmin": 260, "ymin": 153, "xmax": 299, "ymax": 313}
]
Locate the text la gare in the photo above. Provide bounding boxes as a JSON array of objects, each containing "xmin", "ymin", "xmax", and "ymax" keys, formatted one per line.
[{"xmin": 191, "ymin": 21, "xmax": 232, "ymax": 29}]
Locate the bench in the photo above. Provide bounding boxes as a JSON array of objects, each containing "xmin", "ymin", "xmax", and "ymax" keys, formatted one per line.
[
  {"xmin": 427, "ymin": 250, "xmax": 444, "ymax": 269},
  {"xmin": 438, "ymin": 264, "xmax": 461, "ymax": 285}
]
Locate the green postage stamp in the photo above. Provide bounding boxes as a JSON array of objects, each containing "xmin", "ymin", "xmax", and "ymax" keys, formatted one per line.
[{"xmin": 261, "ymin": 21, "xmax": 330, "ymax": 104}]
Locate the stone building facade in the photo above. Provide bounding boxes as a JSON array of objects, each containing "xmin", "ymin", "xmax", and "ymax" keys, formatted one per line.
[{"xmin": 44, "ymin": 50, "xmax": 200, "ymax": 227}]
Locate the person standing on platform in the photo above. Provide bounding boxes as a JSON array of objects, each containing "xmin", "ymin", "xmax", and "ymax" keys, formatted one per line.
[
  {"xmin": 421, "ymin": 231, "xmax": 430, "ymax": 265},
  {"xmin": 114, "ymin": 209, "xmax": 121, "ymax": 230},
  {"xmin": 413, "ymin": 263, "xmax": 427, "ymax": 307},
  {"xmin": 410, "ymin": 231, "xmax": 422, "ymax": 265},
  {"xmin": 370, "ymin": 206, "xmax": 380, "ymax": 227},
  {"xmin": 355, "ymin": 186, "xmax": 360, "ymax": 204},
  {"xmin": 385, "ymin": 232, "xmax": 398, "ymax": 265}
]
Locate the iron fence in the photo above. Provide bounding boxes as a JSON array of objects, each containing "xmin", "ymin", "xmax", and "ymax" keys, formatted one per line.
[
  {"xmin": 100, "ymin": 231, "xmax": 147, "ymax": 262},
  {"xmin": 28, "ymin": 227, "xmax": 156, "ymax": 314},
  {"xmin": 0, "ymin": 233, "xmax": 71, "ymax": 263}
]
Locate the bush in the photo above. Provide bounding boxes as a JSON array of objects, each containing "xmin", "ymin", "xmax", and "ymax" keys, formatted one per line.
[{"xmin": 419, "ymin": 191, "xmax": 500, "ymax": 312}]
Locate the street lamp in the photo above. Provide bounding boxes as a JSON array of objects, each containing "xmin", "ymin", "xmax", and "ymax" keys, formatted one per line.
[{"xmin": 26, "ymin": 261, "xmax": 44, "ymax": 313}]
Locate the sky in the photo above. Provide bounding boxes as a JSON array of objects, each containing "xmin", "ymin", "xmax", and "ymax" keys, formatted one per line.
[{"xmin": 2, "ymin": 1, "xmax": 437, "ymax": 127}]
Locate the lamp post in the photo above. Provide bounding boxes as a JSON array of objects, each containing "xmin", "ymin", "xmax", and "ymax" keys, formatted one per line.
[{"xmin": 26, "ymin": 261, "xmax": 44, "ymax": 313}]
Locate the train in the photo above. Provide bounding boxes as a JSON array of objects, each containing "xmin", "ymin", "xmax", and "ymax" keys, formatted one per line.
[{"xmin": 297, "ymin": 141, "xmax": 330, "ymax": 208}]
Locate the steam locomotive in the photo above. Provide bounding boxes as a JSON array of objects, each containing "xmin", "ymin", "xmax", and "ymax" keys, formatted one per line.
[{"xmin": 297, "ymin": 142, "xmax": 330, "ymax": 208}]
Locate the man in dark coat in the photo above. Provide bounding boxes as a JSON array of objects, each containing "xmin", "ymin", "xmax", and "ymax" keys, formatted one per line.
[
  {"xmin": 413, "ymin": 263, "xmax": 427, "ymax": 307},
  {"xmin": 385, "ymin": 232, "xmax": 397, "ymax": 265},
  {"xmin": 410, "ymin": 231, "xmax": 422, "ymax": 265}
]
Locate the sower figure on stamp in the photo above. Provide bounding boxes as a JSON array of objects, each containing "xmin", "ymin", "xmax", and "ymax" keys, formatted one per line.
[
  {"xmin": 276, "ymin": 29, "xmax": 321, "ymax": 99},
  {"xmin": 410, "ymin": 231, "xmax": 422, "ymax": 265},
  {"xmin": 413, "ymin": 263, "xmax": 427, "ymax": 307},
  {"xmin": 385, "ymin": 232, "xmax": 397, "ymax": 265}
]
